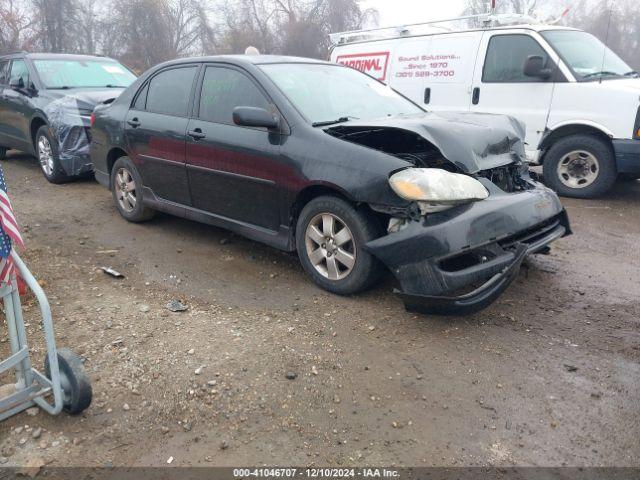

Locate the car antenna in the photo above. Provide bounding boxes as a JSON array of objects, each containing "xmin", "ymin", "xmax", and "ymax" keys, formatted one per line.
[{"xmin": 599, "ymin": 2, "xmax": 613, "ymax": 85}]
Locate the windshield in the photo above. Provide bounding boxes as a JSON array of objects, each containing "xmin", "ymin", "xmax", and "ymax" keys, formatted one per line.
[
  {"xmin": 259, "ymin": 63, "xmax": 422, "ymax": 124},
  {"xmin": 33, "ymin": 59, "xmax": 137, "ymax": 89},
  {"xmin": 541, "ymin": 30, "xmax": 634, "ymax": 80}
]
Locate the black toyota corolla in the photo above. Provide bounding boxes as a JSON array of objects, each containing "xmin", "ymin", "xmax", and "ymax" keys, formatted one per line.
[{"xmin": 90, "ymin": 55, "xmax": 570, "ymax": 315}]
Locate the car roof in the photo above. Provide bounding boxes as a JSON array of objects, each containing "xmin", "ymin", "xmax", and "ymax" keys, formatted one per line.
[{"xmin": 159, "ymin": 54, "xmax": 333, "ymax": 68}]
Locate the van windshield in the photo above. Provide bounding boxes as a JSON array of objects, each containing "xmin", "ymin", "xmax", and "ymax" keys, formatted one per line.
[
  {"xmin": 260, "ymin": 63, "xmax": 422, "ymax": 125},
  {"xmin": 541, "ymin": 30, "xmax": 636, "ymax": 80}
]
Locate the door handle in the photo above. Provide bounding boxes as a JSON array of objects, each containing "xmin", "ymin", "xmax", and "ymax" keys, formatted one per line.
[
  {"xmin": 472, "ymin": 87, "xmax": 480, "ymax": 105},
  {"xmin": 127, "ymin": 118, "xmax": 141, "ymax": 128},
  {"xmin": 187, "ymin": 128, "xmax": 206, "ymax": 140},
  {"xmin": 424, "ymin": 87, "xmax": 431, "ymax": 104}
]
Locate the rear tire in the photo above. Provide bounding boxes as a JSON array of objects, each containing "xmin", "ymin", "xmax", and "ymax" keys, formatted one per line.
[
  {"xmin": 296, "ymin": 196, "xmax": 383, "ymax": 295},
  {"xmin": 543, "ymin": 134, "xmax": 616, "ymax": 198},
  {"xmin": 36, "ymin": 126, "xmax": 71, "ymax": 184},
  {"xmin": 110, "ymin": 156, "xmax": 155, "ymax": 222}
]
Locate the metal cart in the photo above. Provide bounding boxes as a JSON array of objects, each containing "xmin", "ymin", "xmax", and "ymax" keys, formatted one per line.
[{"xmin": 0, "ymin": 250, "xmax": 91, "ymax": 421}]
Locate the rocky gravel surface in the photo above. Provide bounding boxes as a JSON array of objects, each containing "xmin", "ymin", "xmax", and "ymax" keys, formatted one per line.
[{"xmin": 0, "ymin": 152, "xmax": 638, "ymax": 469}]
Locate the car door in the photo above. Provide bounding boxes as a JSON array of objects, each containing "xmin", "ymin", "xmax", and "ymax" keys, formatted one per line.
[
  {"xmin": 185, "ymin": 65, "xmax": 282, "ymax": 231},
  {"xmin": 1, "ymin": 59, "xmax": 33, "ymax": 151},
  {"xmin": 0, "ymin": 60, "xmax": 11, "ymax": 147},
  {"xmin": 469, "ymin": 32, "xmax": 560, "ymax": 159},
  {"xmin": 124, "ymin": 64, "xmax": 199, "ymax": 205}
]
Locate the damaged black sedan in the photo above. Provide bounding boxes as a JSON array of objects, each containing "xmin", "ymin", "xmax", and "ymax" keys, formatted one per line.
[{"xmin": 90, "ymin": 56, "xmax": 570, "ymax": 315}]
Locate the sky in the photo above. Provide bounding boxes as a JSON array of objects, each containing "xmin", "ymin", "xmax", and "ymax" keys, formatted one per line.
[{"xmin": 360, "ymin": 0, "xmax": 469, "ymax": 28}]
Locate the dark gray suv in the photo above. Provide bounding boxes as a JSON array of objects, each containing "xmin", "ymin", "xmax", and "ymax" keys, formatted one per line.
[{"xmin": 0, "ymin": 52, "xmax": 136, "ymax": 183}]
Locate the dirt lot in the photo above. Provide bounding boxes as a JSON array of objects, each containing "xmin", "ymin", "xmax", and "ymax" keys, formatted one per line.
[{"xmin": 0, "ymin": 151, "xmax": 638, "ymax": 468}]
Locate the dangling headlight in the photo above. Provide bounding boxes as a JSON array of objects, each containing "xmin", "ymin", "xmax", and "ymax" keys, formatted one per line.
[{"xmin": 389, "ymin": 168, "xmax": 489, "ymax": 214}]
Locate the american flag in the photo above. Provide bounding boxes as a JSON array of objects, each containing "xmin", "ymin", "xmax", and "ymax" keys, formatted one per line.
[{"xmin": 0, "ymin": 165, "xmax": 24, "ymax": 285}]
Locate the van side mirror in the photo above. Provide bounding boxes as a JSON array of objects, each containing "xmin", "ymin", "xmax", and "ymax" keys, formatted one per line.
[
  {"xmin": 523, "ymin": 55, "xmax": 552, "ymax": 80},
  {"xmin": 233, "ymin": 107, "xmax": 279, "ymax": 130}
]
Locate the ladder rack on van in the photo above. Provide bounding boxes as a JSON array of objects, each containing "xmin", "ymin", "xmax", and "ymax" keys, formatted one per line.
[{"xmin": 329, "ymin": 13, "xmax": 539, "ymax": 45}]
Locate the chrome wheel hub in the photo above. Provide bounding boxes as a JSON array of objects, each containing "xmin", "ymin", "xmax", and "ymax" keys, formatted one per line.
[
  {"xmin": 37, "ymin": 135, "xmax": 54, "ymax": 176},
  {"xmin": 305, "ymin": 213, "xmax": 356, "ymax": 281},
  {"xmin": 557, "ymin": 150, "xmax": 599, "ymax": 189},
  {"xmin": 115, "ymin": 168, "xmax": 137, "ymax": 213}
]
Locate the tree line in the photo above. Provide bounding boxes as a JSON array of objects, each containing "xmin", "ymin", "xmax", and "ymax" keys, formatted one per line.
[{"xmin": 0, "ymin": 0, "xmax": 377, "ymax": 71}]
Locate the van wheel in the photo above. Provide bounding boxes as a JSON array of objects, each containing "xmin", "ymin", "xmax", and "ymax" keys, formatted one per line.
[
  {"xmin": 0, "ymin": 147, "xmax": 7, "ymax": 160},
  {"xmin": 543, "ymin": 135, "xmax": 616, "ymax": 198},
  {"xmin": 110, "ymin": 156, "xmax": 155, "ymax": 222},
  {"xmin": 36, "ymin": 126, "xmax": 71, "ymax": 184},
  {"xmin": 296, "ymin": 196, "xmax": 383, "ymax": 295}
]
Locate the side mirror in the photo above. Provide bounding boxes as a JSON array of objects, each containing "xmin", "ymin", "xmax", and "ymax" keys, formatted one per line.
[
  {"xmin": 233, "ymin": 107, "xmax": 279, "ymax": 130},
  {"xmin": 523, "ymin": 55, "xmax": 552, "ymax": 80},
  {"xmin": 9, "ymin": 76, "xmax": 25, "ymax": 90}
]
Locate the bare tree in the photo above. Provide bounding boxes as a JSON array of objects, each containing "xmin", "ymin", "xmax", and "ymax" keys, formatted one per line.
[{"xmin": 0, "ymin": 0, "xmax": 36, "ymax": 53}]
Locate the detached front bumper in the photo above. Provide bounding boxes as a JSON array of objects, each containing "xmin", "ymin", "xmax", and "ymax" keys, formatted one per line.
[
  {"xmin": 613, "ymin": 139, "xmax": 640, "ymax": 174},
  {"xmin": 365, "ymin": 182, "xmax": 570, "ymax": 315}
]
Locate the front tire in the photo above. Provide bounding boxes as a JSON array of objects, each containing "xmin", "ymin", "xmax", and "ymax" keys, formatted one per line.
[
  {"xmin": 296, "ymin": 196, "xmax": 383, "ymax": 295},
  {"xmin": 36, "ymin": 126, "xmax": 70, "ymax": 184},
  {"xmin": 543, "ymin": 134, "xmax": 617, "ymax": 198},
  {"xmin": 110, "ymin": 156, "xmax": 155, "ymax": 222}
]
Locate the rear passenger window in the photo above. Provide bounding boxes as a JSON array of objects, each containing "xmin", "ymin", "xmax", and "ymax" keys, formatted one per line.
[
  {"xmin": 132, "ymin": 83, "xmax": 148, "ymax": 110},
  {"xmin": 198, "ymin": 67, "xmax": 269, "ymax": 125},
  {"xmin": 145, "ymin": 66, "xmax": 197, "ymax": 116},
  {"xmin": 0, "ymin": 61, "xmax": 9, "ymax": 84},
  {"xmin": 483, "ymin": 35, "xmax": 549, "ymax": 83}
]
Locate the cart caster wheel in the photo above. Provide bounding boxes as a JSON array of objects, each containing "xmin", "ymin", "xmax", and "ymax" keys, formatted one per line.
[{"xmin": 44, "ymin": 348, "xmax": 92, "ymax": 415}]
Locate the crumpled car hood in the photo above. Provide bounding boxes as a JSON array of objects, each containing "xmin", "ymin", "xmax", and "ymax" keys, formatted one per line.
[{"xmin": 325, "ymin": 112, "xmax": 527, "ymax": 174}]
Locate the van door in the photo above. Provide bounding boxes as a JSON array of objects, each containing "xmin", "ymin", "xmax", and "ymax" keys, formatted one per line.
[
  {"xmin": 388, "ymin": 33, "xmax": 482, "ymax": 112},
  {"xmin": 469, "ymin": 31, "xmax": 559, "ymax": 159}
]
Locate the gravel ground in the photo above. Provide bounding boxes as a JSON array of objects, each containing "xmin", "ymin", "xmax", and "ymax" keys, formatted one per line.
[{"xmin": 0, "ymin": 152, "xmax": 638, "ymax": 468}]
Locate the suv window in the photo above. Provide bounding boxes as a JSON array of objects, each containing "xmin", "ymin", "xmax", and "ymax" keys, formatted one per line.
[
  {"xmin": 483, "ymin": 34, "xmax": 549, "ymax": 83},
  {"xmin": 9, "ymin": 59, "xmax": 30, "ymax": 87},
  {"xmin": 0, "ymin": 61, "xmax": 10, "ymax": 84},
  {"xmin": 145, "ymin": 66, "xmax": 197, "ymax": 116},
  {"xmin": 199, "ymin": 67, "xmax": 269, "ymax": 124}
]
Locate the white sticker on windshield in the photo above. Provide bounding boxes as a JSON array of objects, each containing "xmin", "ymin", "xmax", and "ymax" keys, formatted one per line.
[{"xmin": 103, "ymin": 65, "xmax": 125, "ymax": 74}]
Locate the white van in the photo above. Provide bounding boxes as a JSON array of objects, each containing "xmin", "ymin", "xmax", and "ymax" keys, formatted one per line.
[{"xmin": 329, "ymin": 17, "xmax": 640, "ymax": 198}]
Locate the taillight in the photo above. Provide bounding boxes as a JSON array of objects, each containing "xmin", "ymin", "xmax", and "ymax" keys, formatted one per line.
[
  {"xmin": 90, "ymin": 112, "xmax": 96, "ymax": 127},
  {"xmin": 634, "ymin": 107, "xmax": 640, "ymax": 140}
]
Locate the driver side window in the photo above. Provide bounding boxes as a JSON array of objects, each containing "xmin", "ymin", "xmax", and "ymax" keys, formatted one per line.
[
  {"xmin": 483, "ymin": 35, "xmax": 549, "ymax": 83},
  {"xmin": 198, "ymin": 67, "xmax": 270, "ymax": 125}
]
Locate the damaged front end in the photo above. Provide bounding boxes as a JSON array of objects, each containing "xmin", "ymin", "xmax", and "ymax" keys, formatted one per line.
[
  {"xmin": 325, "ymin": 112, "xmax": 571, "ymax": 315},
  {"xmin": 43, "ymin": 96, "xmax": 93, "ymax": 176}
]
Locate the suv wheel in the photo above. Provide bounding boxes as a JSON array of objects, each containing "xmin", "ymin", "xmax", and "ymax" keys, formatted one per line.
[
  {"xmin": 110, "ymin": 156, "xmax": 155, "ymax": 222},
  {"xmin": 296, "ymin": 196, "xmax": 382, "ymax": 295},
  {"xmin": 36, "ymin": 126, "xmax": 70, "ymax": 184},
  {"xmin": 543, "ymin": 134, "xmax": 617, "ymax": 198}
]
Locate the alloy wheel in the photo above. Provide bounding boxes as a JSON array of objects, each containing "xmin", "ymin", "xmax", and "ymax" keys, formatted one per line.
[
  {"xmin": 557, "ymin": 150, "xmax": 600, "ymax": 189},
  {"xmin": 305, "ymin": 213, "xmax": 356, "ymax": 281},
  {"xmin": 115, "ymin": 168, "xmax": 137, "ymax": 213},
  {"xmin": 37, "ymin": 135, "xmax": 54, "ymax": 176}
]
